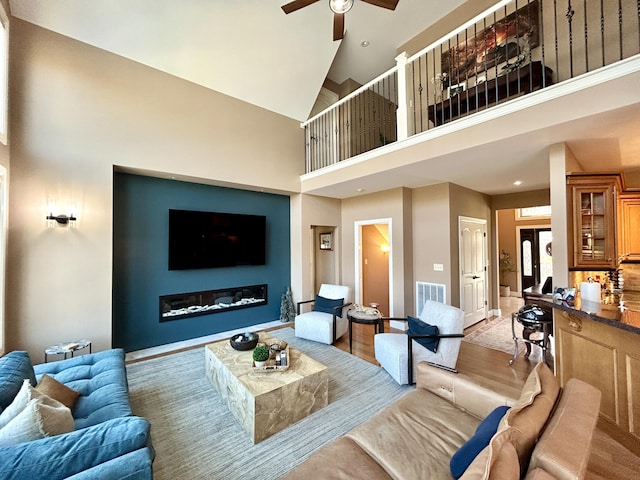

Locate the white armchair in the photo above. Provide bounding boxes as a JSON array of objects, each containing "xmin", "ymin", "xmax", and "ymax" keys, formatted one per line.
[
  {"xmin": 294, "ymin": 284, "xmax": 352, "ymax": 345},
  {"xmin": 374, "ymin": 300, "xmax": 465, "ymax": 385}
]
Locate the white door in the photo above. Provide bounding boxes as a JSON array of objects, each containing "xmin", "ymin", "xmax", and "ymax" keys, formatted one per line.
[{"xmin": 459, "ymin": 217, "xmax": 487, "ymax": 329}]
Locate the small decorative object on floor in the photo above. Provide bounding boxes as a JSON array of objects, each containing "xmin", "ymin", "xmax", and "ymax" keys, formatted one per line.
[
  {"xmin": 280, "ymin": 286, "xmax": 296, "ymax": 323},
  {"xmin": 230, "ymin": 332, "xmax": 259, "ymax": 351}
]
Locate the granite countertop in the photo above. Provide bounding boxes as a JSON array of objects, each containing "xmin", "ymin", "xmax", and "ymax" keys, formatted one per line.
[{"xmin": 545, "ymin": 290, "xmax": 640, "ymax": 335}]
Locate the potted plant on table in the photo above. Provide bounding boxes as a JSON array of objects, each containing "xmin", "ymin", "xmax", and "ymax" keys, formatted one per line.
[
  {"xmin": 252, "ymin": 345, "xmax": 270, "ymax": 367},
  {"xmin": 499, "ymin": 250, "xmax": 516, "ymax": 297}
]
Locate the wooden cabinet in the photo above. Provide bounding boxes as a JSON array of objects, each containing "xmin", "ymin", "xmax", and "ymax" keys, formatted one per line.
[
  {"xmin": 554, "ymin": 309, "xmax": 640, "ymax": 456},
  {"xmin": 567, "ymin": 175, "xmax": 620, "ymax": 269},
  {"xmin": 618, "ymin": 192, "xmax": 640, "ymax": 261}
]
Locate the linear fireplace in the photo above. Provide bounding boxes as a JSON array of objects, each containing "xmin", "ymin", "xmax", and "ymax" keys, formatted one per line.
[{"xmin": 160, "ymin": 284, "xmax": 267, "ymax": 322}]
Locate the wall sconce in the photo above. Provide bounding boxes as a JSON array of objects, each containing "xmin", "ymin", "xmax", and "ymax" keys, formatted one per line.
[
  {"xmin": 381, "ymin": 245, "xmax": 390, "ymax": 254},
  {"xmin": 47, "ymin": 213, "xmax": 76, "ymax": 227},
  {"xmin": 46, "ymin": 200, "xmax": 77, "ymax": 228}
]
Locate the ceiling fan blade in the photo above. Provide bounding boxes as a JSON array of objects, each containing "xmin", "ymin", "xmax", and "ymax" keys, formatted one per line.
[
  {"xmin": 333, "ymin": 13, "xmax": 345, "ymax": 41},
  {"xmin": 361, "ymin": 0, "xmax": 399, "ymax": 10},
  {"xmin": 281, "ymin": 0, "xmax": 321, "ymax": 14}
]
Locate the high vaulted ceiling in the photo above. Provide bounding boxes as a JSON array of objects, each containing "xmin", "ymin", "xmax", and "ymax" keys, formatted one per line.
[
  {"xmin": 9, "ymin": 0, "xmax": 640, "ymax": 197},
  {"xmin": 9, "ymin": 0, "xmax": 465, "ymax": 122}
]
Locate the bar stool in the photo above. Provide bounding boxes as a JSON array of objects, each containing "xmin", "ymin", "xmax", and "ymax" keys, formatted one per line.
[{"xmin": 509, "ymin": 304, "xmax": 553, "ymax": 366}]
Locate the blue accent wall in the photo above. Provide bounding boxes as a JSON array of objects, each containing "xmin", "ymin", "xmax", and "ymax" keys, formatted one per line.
[{"xmin": 112, "ymin": 173, "xmax": 291, "ymax": 352}]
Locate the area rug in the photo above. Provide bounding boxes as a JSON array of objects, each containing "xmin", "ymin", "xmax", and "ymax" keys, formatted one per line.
[
  {"xmin": 463, "ymin": 315, "xmax": 525, "ymax": 355},
  {"xmin": 126, "ymin": 327, "xmax": 411, "ymax": 480}
]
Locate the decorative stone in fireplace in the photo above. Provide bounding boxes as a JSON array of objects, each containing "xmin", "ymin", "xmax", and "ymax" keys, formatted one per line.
[{"xmin": 160, "ymin": 284, "xmax": 267, "ymax": 321}]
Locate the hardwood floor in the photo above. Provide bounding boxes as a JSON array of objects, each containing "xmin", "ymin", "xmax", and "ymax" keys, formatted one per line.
[{"xmin": 336, "ymin": 316, "xmax": 640, "ymax": 479}]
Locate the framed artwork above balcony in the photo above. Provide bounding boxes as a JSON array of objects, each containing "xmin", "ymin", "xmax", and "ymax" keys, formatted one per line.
[{"xmin": 441, "ymin": 0, "xmax": 540, "ymax": 81}]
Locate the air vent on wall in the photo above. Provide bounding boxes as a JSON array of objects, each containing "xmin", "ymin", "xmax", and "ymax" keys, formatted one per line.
[{"xmin": 415, "ymin": 282, "xmax": 446, "ymax": 314}]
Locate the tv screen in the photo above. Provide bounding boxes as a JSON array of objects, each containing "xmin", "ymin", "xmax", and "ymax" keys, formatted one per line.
[{"xmin": 168, "ymin": 209, "xmax": 266, "ymax": 270}]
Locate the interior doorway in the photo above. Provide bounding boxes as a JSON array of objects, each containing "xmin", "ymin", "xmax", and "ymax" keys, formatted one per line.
[
  {"xmin": 354, "ymin": 219, "xmax": 392, "ymax": 316},
  {"xmin": 519, "ymin": 228, "xmax": 553, "ymax": 291}
]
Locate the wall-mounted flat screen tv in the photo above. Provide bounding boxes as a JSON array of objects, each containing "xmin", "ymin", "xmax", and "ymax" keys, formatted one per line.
[{"xmin": 168, "ymin": 209, "xmax": 266, "ymax": 270}]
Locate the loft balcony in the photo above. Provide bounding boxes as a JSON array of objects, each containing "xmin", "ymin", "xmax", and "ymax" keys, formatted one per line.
[{"xmin": 301, "ymin": 0, "xmax": 640, "ymax": 197}]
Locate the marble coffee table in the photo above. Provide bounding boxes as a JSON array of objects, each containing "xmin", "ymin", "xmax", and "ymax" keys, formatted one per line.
[{"xmin": 205, "ymin": 331, "xmax": 328, "ymax": 443}]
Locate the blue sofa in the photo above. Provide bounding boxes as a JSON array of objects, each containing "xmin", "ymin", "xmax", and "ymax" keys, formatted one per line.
[{"xmin": 0, "ymin": 349, "xmax": 153, "ymax": 480}]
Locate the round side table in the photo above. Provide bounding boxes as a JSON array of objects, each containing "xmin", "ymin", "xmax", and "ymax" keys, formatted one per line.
[
  {"xmin": 347, "ymin": 310, "xmax": 383, "ymax": 354},
  {"xmin": 44, "ymin": 339, "xmax": 92, "ymax": 363}
]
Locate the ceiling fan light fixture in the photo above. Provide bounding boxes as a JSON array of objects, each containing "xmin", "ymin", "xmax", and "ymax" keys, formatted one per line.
[{"xmin": 329, "ymin": 0, "xmax": 354, "ymax": 14}]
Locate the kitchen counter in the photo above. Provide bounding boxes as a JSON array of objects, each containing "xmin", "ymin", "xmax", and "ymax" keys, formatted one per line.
[
  {"xmin": 541, "ymin": 288, "xmax": 640, "ymax": 455},
  {"xmin": 523, "ymin": 285, "xmax": 640, "ymax": 335},
  {"xmin": 551, "ymin": 293, "xmax": 640, "ymax": 334}
]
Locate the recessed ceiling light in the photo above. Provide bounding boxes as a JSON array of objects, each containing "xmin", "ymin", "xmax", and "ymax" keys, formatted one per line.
[
  {"xmin": 514, "ymin": 180, "xmax": 523, "ymax": 186},
  {"xmin": 356, "ymin": 188, "xmax": 365, "ymax": 192},
  {"xmin": 361, "ymin": 41, "xmax": 370, "ymax": 47}
]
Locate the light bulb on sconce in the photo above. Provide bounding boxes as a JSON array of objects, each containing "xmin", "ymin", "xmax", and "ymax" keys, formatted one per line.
[
  {"xmin": 381, "ymin": 245, "xmax": 390, "ymax": 254},
  {"xmin": 46, "ymin": 200, "xmax": 77, "ymax": 228}
]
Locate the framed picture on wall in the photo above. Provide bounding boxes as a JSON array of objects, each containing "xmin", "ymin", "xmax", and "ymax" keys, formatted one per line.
[{"xmin": 319, "ymin": 232, "xmax": 333, "ymax": 251}]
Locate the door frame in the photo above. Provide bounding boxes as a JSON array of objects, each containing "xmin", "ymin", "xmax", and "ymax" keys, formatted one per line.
[
  {"xmin": 458, "ymin": 216, "xmax": 488, "ymax": 325},
  {"xmin": 354, "ymin": 218, "xmax": 393, "ymax": 315},
  {"xmin": 516, "ymin": 224, "xmax": 551, "ymax": 294}
]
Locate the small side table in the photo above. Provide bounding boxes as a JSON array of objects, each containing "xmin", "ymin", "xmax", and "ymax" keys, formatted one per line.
[
  {"xmin": 44, "ymin": 339, "xmax": 92, "ymax": 363},
  {"xmin": 347, "ymin": 310, "xmax": 384, "ymax": 354}
]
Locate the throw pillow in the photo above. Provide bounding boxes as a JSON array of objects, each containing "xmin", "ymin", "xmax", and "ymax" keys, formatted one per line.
[
  {"xmin": 37, "ymin": 374, "xmax": 80, "ymax": 409},
  {"xmin": 459, "ymin": 427, "xmax": 520, "ymax": 480},
  {"xmin": 0, "ymin": 396, "xmax": 74, "ymax": 447},
  {"xmin": 0, "ymin": 351, "xmax": 36, "ymax": 414},
  {"xmin": 313, "ymin": 295, "xmax": 344, "ymax": 318},
  {"xmin": 407, "ymin": 315, "xmax": 440, "ymax": 352},
  {"xmin": 499, "ymin": 362, "xmax": 560, "ymax": 476},
  {"xmin": 450, "ymin": 405, "xmax": 511, "ymax": 479},
  {"xmin": 0, "ymin": 379, "xmax": 43, "ymax": 429}
]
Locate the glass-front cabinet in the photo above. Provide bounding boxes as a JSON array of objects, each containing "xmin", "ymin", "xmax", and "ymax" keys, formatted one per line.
[{"xmin": 567, "ymin": 175, "xmax": 620, "ymax": 269}]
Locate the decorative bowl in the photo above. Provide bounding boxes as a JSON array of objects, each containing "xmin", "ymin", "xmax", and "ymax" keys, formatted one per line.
[{"xmin": 230, "ymin": 332, "xmax": 259, "ymax": 351}]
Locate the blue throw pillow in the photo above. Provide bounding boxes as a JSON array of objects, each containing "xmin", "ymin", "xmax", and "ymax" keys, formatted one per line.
[
  {"xmin": 0, "ymin": 351, "xmax": 37, "ymax": 414},
  {"xmin": 407, "ymin": 315, "xmax": 439, "ymax": 352},
  {"xmin": 450, "ymin": 405, "xmax": 511, "ymax": 479},
  {"xmin": 313, "ymin": 295, "xmax": 344, "ymax": 318}
]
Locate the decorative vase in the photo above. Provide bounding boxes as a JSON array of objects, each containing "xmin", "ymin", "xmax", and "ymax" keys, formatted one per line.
[{"xmin": 254, "ymin": 360, "xmax": 267, "ymax": 367}]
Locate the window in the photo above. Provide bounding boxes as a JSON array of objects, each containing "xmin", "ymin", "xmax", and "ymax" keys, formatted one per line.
[
  {"xmin": 0, "ymin": 6, "xmax": 7, "ymax": 145},
  {"xmin": 516, "ymin": 205, "xmax": 551, "ymax": 219}
]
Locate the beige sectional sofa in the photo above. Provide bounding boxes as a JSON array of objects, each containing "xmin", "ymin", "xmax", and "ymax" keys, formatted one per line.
[{"xmin": 283, "ymin": 362, "xmax": 601, "ymax": 479}]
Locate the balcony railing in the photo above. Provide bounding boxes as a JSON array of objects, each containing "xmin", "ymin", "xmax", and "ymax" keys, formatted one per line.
[{"xmin": 303, "ymin": 0, "xmax": 640, "ymax": 173}]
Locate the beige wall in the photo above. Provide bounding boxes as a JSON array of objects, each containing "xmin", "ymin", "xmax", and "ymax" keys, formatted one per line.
[
  {"xmin": 290, "ymin": 194, "xmax": 342, "ymax": 304},
  {"xmin": 412, "ymin": 183, "xmax": 451, "ymax": 308},
  {"xmin": 341, "ymin": 188, "xmax": 412, "ymax": 317},
  {"xmin": 411, "ymin": 182, "xmax": 492, "ymax": 311},
  {"xmin": 8, "ymin": 19, "xmax": 303, "ymax": 359}
]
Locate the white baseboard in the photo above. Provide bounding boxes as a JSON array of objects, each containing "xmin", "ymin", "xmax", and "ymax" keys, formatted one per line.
[{"xmin": 125, "ymin": 320, "xmax": 286, "ymax": 362}]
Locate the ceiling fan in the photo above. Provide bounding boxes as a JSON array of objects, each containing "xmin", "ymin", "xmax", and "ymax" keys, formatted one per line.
[{"xmin": 281, "ymin": 0, "xmax": 399, "ymax": 41}]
